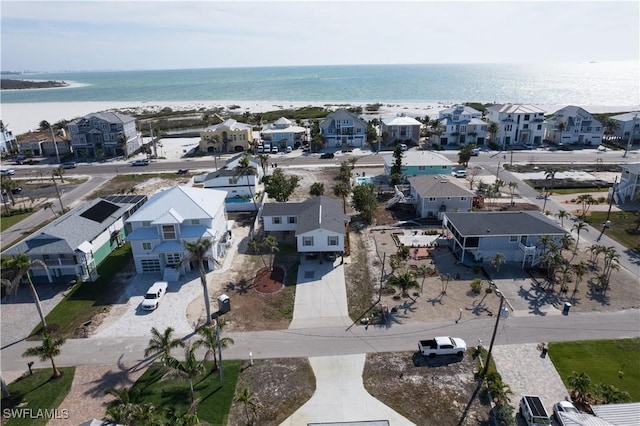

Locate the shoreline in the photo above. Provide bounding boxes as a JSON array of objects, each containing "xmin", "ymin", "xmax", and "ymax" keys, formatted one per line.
[{"xmin": 1, "ymin": 100, "xmax": 636, "ymax": 135}]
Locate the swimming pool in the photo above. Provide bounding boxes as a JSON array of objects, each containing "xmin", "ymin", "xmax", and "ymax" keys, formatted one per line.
[
  {"xmin": 225, "ymin": 197, "xmax": 251, "ymax": 204},
  {"xmin": 355, "ymin": 176, "xmax": 374, "ymax": 185}
]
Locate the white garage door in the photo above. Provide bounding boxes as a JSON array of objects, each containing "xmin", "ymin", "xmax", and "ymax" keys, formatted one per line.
[{"xmin": 141, "ymin": 258, "xmax": 161, "ymax": 273}]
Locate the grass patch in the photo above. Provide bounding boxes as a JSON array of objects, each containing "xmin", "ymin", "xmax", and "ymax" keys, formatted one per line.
[
  {"xmin": 132, "ymin": 360, "xmax": 241, "ymax": 424},
  {"xmin": 584, "ymin": 211, "xmax": 640, "ymax": 253},
  {"xmin": 549, "ymin": 338, "xmax": 640, "ymax": 401},
  {"xmin": 0, "ymin": 211, "xmax": 34, "ymax": 231},
  {"xmin": 3, "ymin": 367, "xmax": 75, "ymax": 426},
  {"xmin": 34, "ymin": 243, "xmax": 133, "ymax": 338}
]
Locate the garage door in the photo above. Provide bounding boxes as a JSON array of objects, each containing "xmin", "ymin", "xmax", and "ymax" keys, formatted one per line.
[{"xmin": 141, "ymin": 258, "xmax": 161, "ymax": 273}]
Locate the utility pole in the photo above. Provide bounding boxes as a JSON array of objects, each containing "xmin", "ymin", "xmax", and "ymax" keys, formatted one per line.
[
  {"xmin": 623, "ymin": 114, "xmax": 638, "ymax": 158},
  {"xmin": 598, "ymin": 176, "xmax": 618, "ymax": 241},
  {"xmin": 482, "ymin": 288, "xmax": 505, "ymax": 377}
]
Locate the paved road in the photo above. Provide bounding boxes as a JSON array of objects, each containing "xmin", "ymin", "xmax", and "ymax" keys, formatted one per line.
[{"xmin": 2, "ymin": 309, "xmax": 638, "ymax": 373}]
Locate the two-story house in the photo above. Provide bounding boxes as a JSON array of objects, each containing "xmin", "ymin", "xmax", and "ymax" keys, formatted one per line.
[
  {"xmin": 320, "ymin": 109, "xmax": 368, "ymax": 148},
  {"xmin": 609, "ymin": 112, "xmax": 640, "ymax": 147},
  {"xmin": 436, "ymin": 105, "xmax": 488, "ymax": 146},
  {"xmin": 443, "ymin": 211, "xmax": 566, "ymax": 267},
  {"xmin": 406, "ymin": 175, "xmax": 475, "ymax": 220},
  {"xmin": 615, "ymin": 162, "xmax": 640, "ymax": 204},
  {"xmin": 544, "ymin": 106, "xmax": 603, "ymax": 147},
  {"xmin": 261, "ymin": 196, "xmax": 349, "ymax": 255},
  {"xmin": 125, "ymin": 186, "xmax": 230, "ymax": 281},
  {"xmin": 199, "ymin": 118, "xmax": 253, "ymax": 154},
  {"xmin": 383, "ymin": 151, "xmax": 452, "ymax": 180},
  {"xmin": 2, "ymin": 195, "xmax": 147, "ymax": 283},
  {"xmin": 261, "ymin": 117, "xmax": 308, "ymax": 151},
  {"xmin": 486, "ymin": 104, "xmax": 546, "ymax": 149},
  {"xmin": 0, "ymin": 121, "xmax": 17, "ymax": 155},
  {"xmin": 381, "ymin": 114, "xmax": 422, "ymax": 146},
  {"xmin": 67, "ymin": 112, "xmax": 140, "ymax": 159},
  {"xmin": 200, "ymin": 156, "xmax": 261, "ymax": 211}
]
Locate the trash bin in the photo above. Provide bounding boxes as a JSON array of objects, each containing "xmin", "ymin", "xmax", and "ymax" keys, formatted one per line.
[
  {"xmin": 217, "ymin": 294, "xmax": 231, "ymax": 314},
  {"xmin": 562, "ymin": 302, "xmax": 572, "ymax": 315}
]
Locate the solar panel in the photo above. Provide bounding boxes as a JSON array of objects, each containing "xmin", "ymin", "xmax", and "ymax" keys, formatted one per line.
[{"xmin": 80, "ymin": 200, "xmax": 120, "ymax": 223}]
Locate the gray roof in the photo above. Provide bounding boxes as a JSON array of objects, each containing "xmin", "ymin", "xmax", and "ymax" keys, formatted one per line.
[
  {"xmin": 408, "ymin": 175, "xmax": 475, "ymax": 198},
  {"xmin": 262, "ymin": 196, "xmax": 348, "ymax": 234},
  {"xmin": 546, "ymin": 106, "xmax": 602, "ymax": 127},
  {"xmin": 3, "ymin": 195, "xmax": 145, "ymax": 256},
  {"xmin": 486, "ymin": 104, "xmax": 546, "ymax": 115},
  {"xmin": 610, "ymin": 111, "xmax": 640, "ymax": 122},
  {"xmin": 444, "ymin": 211, "xmax": 566, "ymax": 237},
  {"xmin": 591, "ymin": 402, "xmax": 640, "ymax": 426},
  {"xmin": 70, "ymin": 111, "xmax": 136, "ymax": 125}
]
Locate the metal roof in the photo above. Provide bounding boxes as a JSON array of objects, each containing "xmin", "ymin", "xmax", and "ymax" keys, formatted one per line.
[
  {"xmin": 591, "ymin": 402, "xmax": 640, "ymax": 426},
  {"xmin": 126, "ymin": 186, "xmax": 227, "ymax": 223},
  {"xmin": 486, "ymin": 104, "xmax": 547, "ymax": 115},
  {"xmin": 444, "ymin": 211, "xmax": 566, "ymax": 237}
]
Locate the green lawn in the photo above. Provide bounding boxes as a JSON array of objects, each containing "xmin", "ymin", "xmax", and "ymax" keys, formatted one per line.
[
  {"xmin": 585, "ymin": 211, "xmax": 640, "ymax": 253},
  {"xmin": 549, "ymin": 339, "xmax": 640, "ymax": 401},
  {"xmin": 0, "ymin": 211, "xmax": 34, "ymax": 232},
  {"xmin": 132, "ymin": 360, "xmax": 242, "ymax": 424},
  {"xmin": 3, "ymin": 367, "xmax": 75, "ymax": 426},
  {"xmin": 34, "ymin": 243, "xmax": 133, "ymax": 338}
]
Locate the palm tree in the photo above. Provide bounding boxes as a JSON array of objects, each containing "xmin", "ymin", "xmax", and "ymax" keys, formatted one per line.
[
  {"xmin": 257, "ymin": 153, "xmax": 270, "ymax": 176},
  {"xmin": 193, "ymin": 320, "xmax": 235, "ymax": 373},
  {"xmin": 485, "ymin": 371, "xmax": 512, "ymax": 406},
  {"xmin": 0, "ymin": 176, "xmax": 17, "ymax": 206},
  {"xmin": 235, "ymin": 387, "xmax": 260, "ymax": 425},
  {"xmin": 576, "ymin": 194, "xmax": 595, "ymax": 217},
  {"xmin": 55, "ymin": 166, "xmax": 65, "ymax": 183},
  {"xmin": 508, "ymin": 181, "xmax": 518, "ymax": 206},
  {"xmin": 573, "ymin": 260, "xmax": 588, "ymax": 293},
  {"xmin": 556, "ymin": 209, "xmax": 568, "ymax": 227},
  {"xmin": 491, "ymin": 252, "xmax": 506, "ymax": 272},
  {"xmin": 262, "ymin": 235, "xmax": 279, "ymax": 271},
  {"xmin": 417, "ymin": 264, "xmax": 429, "ymax": 294},
  {"xmin": 333, "ymin": 182, "xmax": 351, "ymax": 214},
  {"xmin": 487, "ymin": 121, "xmax": 500, "ymax": 148},
  {"xmin": 572, "ymin": 221, "xmax": 588, "ymax": 253},
  {"xmin": 386, "ymin": 271, "xmax": 419, "ymax": 300},
  {"xmin": 560, "ymin": 234, "xmax": 574, "ymax": 252},
  {"xmin": 144, "ymin": 326, "xmax": 185, "ymax": 365},
  {"xmin": 42, "ymin": 201, "xmax": 56, "ymax": 217},
  {"xmin": 568, "ymin": 371, "xmax": 591, "ymax": 404},
  {"xmin": 545, "ymin": 169, "xmax": 558, "ymax": 195},
  {"xmin": 179, "ymin": 237, "xmax": 218, "ymax": 326},
  {"xmin": 22, "ymin": 330, "xmax": 65, "ymax": 378},
  {"xmin": 164, "ymin": 344, "xmax": 205, "ymax": 403},
  {"xmin": 1, "ymin": 254, "xmax": 48, "ymax": 328},
  {"xmin": 234, "ymin": 154, "xmax": 258, "ymax": 211}
]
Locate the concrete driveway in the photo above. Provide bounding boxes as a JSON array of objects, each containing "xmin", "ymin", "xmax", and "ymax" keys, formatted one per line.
[{"xmin": 280, "ymin": 353, "xmax": 415, "ymax": 426}]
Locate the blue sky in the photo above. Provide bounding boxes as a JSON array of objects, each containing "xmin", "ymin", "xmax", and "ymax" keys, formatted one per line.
[{"xmin": 2, "ymin": 0, "xmax": 638, "ymax": 72}]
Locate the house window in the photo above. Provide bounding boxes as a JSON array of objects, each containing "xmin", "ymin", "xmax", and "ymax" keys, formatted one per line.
[
  {"xmin": 288, "ymin": 216, "xmax": 297, "ymax": 224},
  {"xmin": 272, "ymin": 217, "xmax": 281, "ymax": 225},
  {"xmin": 418, "ymin": 166, "xmax": 426, "ymax": 171},
  {"xmin": 460, "ymin": 197, "xmax": 466, "ymax": 201},
  {"xmin": 524, "ymin": 114, "xmax": 530, "ymax": 121},
  {"xmin": 142, "ymin": 242, "xmax": 152, "ymax": 250},
  {"xmin": 303, "ymin": 236, "xmax": 314, "ymax": 246},
  {"xmin": 429, "ymin": 197, "xmax": 436, "ymax": 202},
  {"xmin": 328, "ymin": 236, "xmax": 338, "ymax": 246},
  {"xmin": 537, "ymin": 125, "xmax": 542, "ymax": 130},
  {"xmin": 523, "ymin": 124, "xmax": 529, "ymax": 129},
  {"xmin": 43, "ymin": 254, "xmax": 50, "ymax": 260},
  {"xmin": 142, "ymin": 221, "xmax": 151, "ymax": 227},
  {"xmin": 510, "ymin": 235, "xmax": 519, "ymax": 243},
  {"xmin": 162, "ymin": 225, "xmax": 176, "ymax": 240},
  {"xmin": 505, "ymin": 125, "xmax": 513, "ymax": 131},
  {"xmin": 166, "ymin": 252, "xmax": 181, "ymax": 265},
  {"xmin": 191, "ymin": 219, "xmax": 200, "ymax": 225}
]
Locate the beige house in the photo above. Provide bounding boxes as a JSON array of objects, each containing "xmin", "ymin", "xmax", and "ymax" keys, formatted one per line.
[{"xmin": 199, "ymin": 119, "xmax": 254, "ymax": 154}]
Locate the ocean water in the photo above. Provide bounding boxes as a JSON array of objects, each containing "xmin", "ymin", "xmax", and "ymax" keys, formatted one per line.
[{"xmin": 1, "ymin": 62, "xmax": 638, "ymax": 107}]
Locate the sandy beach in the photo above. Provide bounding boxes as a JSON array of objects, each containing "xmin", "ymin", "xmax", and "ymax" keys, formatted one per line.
[{"xmin": 0, "ymin": 100, "xmax": 634, "ymax": 135}]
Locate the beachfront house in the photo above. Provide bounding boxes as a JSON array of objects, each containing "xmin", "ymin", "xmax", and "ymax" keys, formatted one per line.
[
  {"xmin": 2, "ymin": 195, "xmax": 147, "ymax": 283},
  {"xmin": 609, "ymin": 111, "xmax": 640, "ymax": 146},
  {"xmin": 125, "ymin": 186, "xmax": 230, "ymax": 281},
  {"xmin": 261, "ymin": 196, "xmax": 349, "ymax": 255},
  {"xmin": 436, "ymin": 104, "xmax": 488, "ymax": 147},
  {"xmin": 544, "ymin": 106, "xmax": 603, "ymax": 147},
  {"xmin": 383, "ymin": 150, "xmax": 452, "ymax": 180},
  {"xmin": 615, "ymin": 162, "xmax": 640, "ymax": 204},
  {"xmin": 405, "ymin": 175, "xmax": 475, "ymax": 220},
  {"xmin": 380, "ymin": 114, "xmax": 422, "ymax": 146},
  {"xmin": 320, "ymin": 108, "xmax": 368, "ymax": 149},
  {"xmin": 0, "ymin": 122, "xmax": 17, "ymax": 154},
  {"xmin": 486, "ymin": 104, "xmax": 546, "ymax": 149},
  {"xmin": 199, "ymin": 119, "xmax": 253, "ymax": 154},
  {"xmin": 68, "ymin": 112, "xmax": 140, "ymax": 159},
  {"xmin": 261, "ymin": 117, "xmax": 309, "ymax": 151},
  {"xmin": 442, "ymin": 211, "xmax": 566, "ymax": 267}
]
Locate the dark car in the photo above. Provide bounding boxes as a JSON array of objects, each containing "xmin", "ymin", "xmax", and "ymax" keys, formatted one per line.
[
  {"xmin": 324, "ymin": 252, "xmax": 338, "ymax": 261},
  {"xmin": 320, "ymin": 152, "xmax": 335, "ymax": 159}
]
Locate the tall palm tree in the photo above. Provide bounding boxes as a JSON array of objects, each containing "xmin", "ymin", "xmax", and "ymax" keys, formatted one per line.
[
  {"xmin": 262, "ymin": 235, "xmax": 279, "ymax": 271},
  {"xmin": 22, "ymin": 330, "xmax": 65, "ymax": 378},
  {"xmin": 508, "ymin": 181, "xmax": 518, "ymax": 206},
  {"xmin": 487, "ymin": 121, "xmax": 500, "ymax": 148},
  {"xmin": 193, "ymin": 319, "xmax": 234, "ymax": 372},
  {"xmin": 568, "ymin": 371, "xmax": 591, "ymax": 404},
  {"xmin": 55, "ymin": 166, "xmax": 65, "ymax": 183},
  {"xmin": 572, "ymin": 221, "xmax": 588, "ymax": 253},
  {"xmin": 387, "ymin": 271, "xmax": 419, "ymax": 300},
  {"xmin": 333, "ymin": 182, "xmax": 351, "ymax": 214},
  {"xmin": 1, "ymin": 254, "xmax": 48, "ymax": 328},
  {"xmin": 234, "ymin": 154, "xmax": 258, "ymax": 212},
  {"xmin": 42, "ymin": 201, "xmax": 56, "ymax": 218},
  {"xmin": 144, "ymin": 326, "xmax": 185, "ymax": 366},
  {"xmin": 179, "ymin": 237, "xmax": 219, "ymax": 326},
  {"xmin": 0, "ymin": 176, "xmax": 17, "ymax": 206},
  {"xmin": 573, "ymin": 260, "xmax": 588, "ymax": 293},
  {"xmin": 164, "ymin": 344, "xmax": 205, "ymax": 403},
  {"xmin": 556, "ymin": 209, "xmax": 568, "ymax": 227},
  {"xmin": 257, "ymin": 153, "xmax": 270, "ymax": 177},
  {"xmin": 544, "ymin": 169, "xmax": 558, "ymax": 195}
]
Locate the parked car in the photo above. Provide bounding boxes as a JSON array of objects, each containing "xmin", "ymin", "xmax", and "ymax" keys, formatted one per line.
[
  {"xmin": 324, "ymin": 252, "xmax": 338, "ymax": 261},
  {"xmin": 132, "ymin": 159, "xmax": 150, "ymax": 166},
  {"xmin": 470, "ymin": 148, "xmax": 481, "ymax": 156},
  {"xmin": 10, "ymin": 187, "xmax": 22, "ymax": 194},
  {"xmin": 0, "ymin": 169, "xmax": 15, "ymax": 176},
  {"xmin": 418, "ymin": 336, "xmax": 467, "ymax": 357},
  {"xmin": 320, "ymin": 152, "xmax": 335, "ymax": 159},
  {"xmin": 519, "ymin": 395, "xmax": 551, "ymax": 426},
  {"xmin": 176, "ymin": 169, "xmax": 189, "ymax": 175},
  {"xmin": 452, "ymin": 169, "xmax": 467, "ymax": 178},
  {"xmin": 285, "ymin": 146, "xmax": 292, "ymax": 153},
  {"xmin": 553, "ymin": 400, "xmax": 579, "ymax": 426},
  {"xmin": 140, "ymin": 281, "xmax": 168, "ymax": 311},
  {"xmin": 60, "ymin": 162, "xmax": 77, "ymax": 169},
  {"xmin": 398, "ymin": 143, "xmax": 408, "ymax": 151}
]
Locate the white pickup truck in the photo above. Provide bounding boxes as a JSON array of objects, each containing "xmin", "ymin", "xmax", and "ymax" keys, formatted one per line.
[
  {"xmin": 418, "ymin": 336, "xmax": 467, "ymax": 357},
  {"xmin": 141, "ymin": 281, "xmax": 168, "ymax": 311}
]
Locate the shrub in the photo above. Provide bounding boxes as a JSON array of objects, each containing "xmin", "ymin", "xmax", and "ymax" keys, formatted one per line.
[{"xmin": 470, "ymin": 278, "xmax": 483, "ymax": 294}]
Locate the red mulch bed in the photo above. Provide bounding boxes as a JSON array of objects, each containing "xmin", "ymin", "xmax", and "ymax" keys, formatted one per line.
[{"xmin": 253, "ymin": 266, "xmax": 285, "ymax": 294}]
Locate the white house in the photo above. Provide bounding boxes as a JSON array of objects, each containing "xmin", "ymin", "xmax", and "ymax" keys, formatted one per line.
[
  {"xmin": 486, "ymin": 104, "xmax": 546, "ymax": 149},
  {"xmin": 609, "ymin": 111, "xmax": 640, "ymax": 147},
  {"xmin": 544, "ymin": 106, "xmax": 603, "ymax": 147},
  {"xmin": 383, "ymin": 150, "xmax": 452, "ymax": 179},
  {"xmin": 0, "ymin": 121, "xmax": 17, "ymax": 154},
  {"xmin": 381, "ymin": 114, "xmax": 422, "ymax": 146},
  {"xmin": 261, "ymin": 117, "xmax": 309, "ymax": 150},
  {"xmin": 320, "ymin": 108, "xmax": 368, "ymax": 148},
  {"xmin": 125, "ymin": 186, "xmax": 230, "ymax": 281},
  {"xmin": 615, "ymin": 162, "xmax": 640, "ymax": 204},
  {"xmin": 261, "ymin": 196, "xmax": 349, "ymax": 255},
  {"xmin": 437, "ymin": 104, "xmax": 488, "ymax": 146}
]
